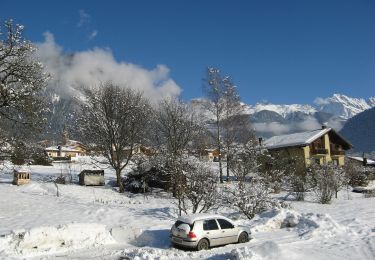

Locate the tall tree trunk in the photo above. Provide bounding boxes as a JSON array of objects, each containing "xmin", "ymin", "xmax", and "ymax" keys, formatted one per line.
[
  {"xmin": 116, "ymin": 168, "xmax": 125, "ymax": 193},
  {"xmin": 216, "ymin": 113, "xmax": 223, "ymax": 183},
  {"xmin": 226, "ymin": 153, "xmax": 230, "ymax": 181}
]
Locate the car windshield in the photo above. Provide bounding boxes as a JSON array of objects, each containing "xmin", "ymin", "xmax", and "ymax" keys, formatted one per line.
[{"xmin": 174, "ymin": 220, "xmax": 194, "ymax": 231}]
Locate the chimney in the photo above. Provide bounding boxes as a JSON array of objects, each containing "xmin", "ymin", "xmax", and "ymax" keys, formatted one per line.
[
  {"xmin": 57, "ymin": 145, "xmax": 62, "ymax": 157},
  {"xmin": 258, "ymin": 137, "xmax": 263, "ymax": 146},
  {"xmin": 322, "ymin": 125, "xmax": 327, "ymax": 129},
  {"xmin": 363, "ymin": 152, "xmax": 367, "ymax": 166}
]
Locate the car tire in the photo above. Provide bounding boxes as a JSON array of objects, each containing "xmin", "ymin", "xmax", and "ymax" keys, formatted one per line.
[
  {"xmin": 197, "ymin": 238, "xmax": 209, "ymax": 251},
  {"xmin": 238, "ymin": 232, "xmax": 249, "ymax": 243}
]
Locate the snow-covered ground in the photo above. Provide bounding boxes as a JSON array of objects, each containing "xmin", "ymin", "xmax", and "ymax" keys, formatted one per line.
[{"xmin": 1, "ymin": 158, "xmax": 375, "ymax": 259}]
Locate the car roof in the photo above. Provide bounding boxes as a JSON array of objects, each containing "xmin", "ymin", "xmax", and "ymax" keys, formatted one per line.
[{"xmin": 177, "ymin": 214, "xmax": 233, "ymax": 224}]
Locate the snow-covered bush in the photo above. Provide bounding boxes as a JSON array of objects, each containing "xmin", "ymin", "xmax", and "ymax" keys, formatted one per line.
[
  {"xmin": 258, "ymin": 151, "xmax": 294, "ymax": 194},
  {"xmin": 123, "ymin": 157, "xmax": 173, "ymax": 193},
  {"xmin": 259, "ymin": 150, "xmax": 308, "ymax": 200},
  {"xmin": 364, "ymin": 190, "xmax": 375, "ymax": 198},
  {"xmin": 177, "ymin": 158, "xmax": 219, "ymax": 214},
  {"xmin": 224, "ymin": 180, "xmax": 286, "ymax": 220},
  {"xmin": 308, "ymin": 163, "xmax": 347, "ymax": 204},
  {"xmin": 344, "ymin": 160, "xmax": 369, "ymax": 187},
  {"xmin": 229, "ymin": 140, "xmax": 260, "ymax": 183}
]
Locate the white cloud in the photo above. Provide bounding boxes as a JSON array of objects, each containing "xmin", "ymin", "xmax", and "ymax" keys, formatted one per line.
[
  {"xmin": 254, "ymin": 117, "xmax": 322, "ymax": 136},
  {"xmin": 295, "ymin": 116, "xmax": 321, "ymax": 131},
  {"xmin": 36, "ymin": 32, "xmax": 182, "ymax": 102},
  {"xmin": 78, "ymin": 9, "xmax": 90, "ymax": 27},
  {"xmin": 253, "ymin": 122, "xmax": 291, "ymax": 135},
  {"xmin": 88, "ymin": 30, "xmax": 98, "ymax": 40},
  {"xmin": 314, "ymin": 97, "xmax": 330, "ymax": 106}
]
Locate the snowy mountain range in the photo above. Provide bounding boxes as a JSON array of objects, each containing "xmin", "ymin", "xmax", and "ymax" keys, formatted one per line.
[
  {"xmin": 241, "ymin": 93, "xmax": 375, "ymax": 120},
  {"xmin": 192, "ymin": 93, "xmax": 375, "ymax": 138}
]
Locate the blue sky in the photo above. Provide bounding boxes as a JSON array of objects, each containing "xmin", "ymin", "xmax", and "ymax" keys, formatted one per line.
[{"xmin": 1, "ymin": 0, "xmax": 375, "ymax": 104}]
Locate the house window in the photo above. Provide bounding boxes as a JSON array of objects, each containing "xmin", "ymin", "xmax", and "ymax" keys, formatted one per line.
[
  {"xmin": 333, "ymin": 159, "xmax": 338, "ymax": 165},
  {"xmin": 313, "ymin": 158, "xmax": 320, "ymax": 165}
]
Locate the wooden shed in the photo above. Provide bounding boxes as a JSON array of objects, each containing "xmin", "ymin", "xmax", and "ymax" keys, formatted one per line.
[
  {"xmin": 79, "ymin": 170, "xmax": 105, "ymax": 186},
  {"xmin": 13, "ymin": 170, "xmax": 31, "ymax": 185}
]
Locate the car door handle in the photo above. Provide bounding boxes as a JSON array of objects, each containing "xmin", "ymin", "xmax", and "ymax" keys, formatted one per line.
[
  {"xmin": 222, "ymin": 231, "xmax": 225, "ymax": 233},
  {"xmin": 206, "ymin": 232, "xmax": 210, "ymax": 234}
]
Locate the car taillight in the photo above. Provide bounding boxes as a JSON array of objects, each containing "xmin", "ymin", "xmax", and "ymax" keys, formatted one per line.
[{"xmin": 188, "ymin": 231, "xmax": 197, "ymax": 239}]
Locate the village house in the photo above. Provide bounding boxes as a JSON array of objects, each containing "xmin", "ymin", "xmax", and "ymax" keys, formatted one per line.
[
  {"xmin": 197, "ymin": 148, "xmax": 227, "ymax": 162},
  {"xmin": 44, "ymin": 129, "xmax": 86, "ymax": 161},
  {"xmin": 123, "ymin": 144, "xmax": 155, "ymax": 157},
  {"xmin": 263, "ymin": 126, "xmax": 352, "ymax": 171}
]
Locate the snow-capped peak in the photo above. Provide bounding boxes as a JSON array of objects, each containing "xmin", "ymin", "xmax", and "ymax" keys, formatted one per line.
[
  {"xmin": 315, "ymin": 93, "xmax": 374, "ymax": 119},
  {"xmin": 368, "ymin": 97, "xmax": 375, "ymax": 107}
]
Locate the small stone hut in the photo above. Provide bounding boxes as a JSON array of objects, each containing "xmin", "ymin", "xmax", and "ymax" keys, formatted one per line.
[
  {"xmin": 79, "ymin": 170, "xmax": 105, "ymax": 186},
  {"xmin": 13, "ymin": 170, "xmax": 31, "ymax": 185}
]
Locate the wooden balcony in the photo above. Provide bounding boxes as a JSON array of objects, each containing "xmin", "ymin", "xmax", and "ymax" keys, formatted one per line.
[
  {"xmin": 331, "ymin": 150, "xmax": 345, "ymax": 156},
  {"xmin": 311, "ymin": 148, "xmax": 328, "ymax": 155}
]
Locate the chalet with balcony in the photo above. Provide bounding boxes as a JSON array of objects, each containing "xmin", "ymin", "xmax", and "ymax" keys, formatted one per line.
[{"xmin": 263, "ymin": 126, "xmax": 352, "ymax": 170}]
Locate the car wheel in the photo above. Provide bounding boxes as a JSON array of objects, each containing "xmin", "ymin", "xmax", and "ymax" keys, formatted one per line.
[
  {"xmin": 197, "ymin": 238, "xmax": 209, "ymax": 251},
  {"xmin": 238, "ymin": 232, "xmax": 249, "ymax": 243}
]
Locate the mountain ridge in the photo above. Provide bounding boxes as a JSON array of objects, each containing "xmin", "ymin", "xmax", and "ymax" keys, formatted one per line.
[{"xmin": 191, "ymin": 93, "xmax": 375, "ymax": 138}]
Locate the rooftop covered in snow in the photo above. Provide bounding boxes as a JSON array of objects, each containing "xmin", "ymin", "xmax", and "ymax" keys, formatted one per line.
[
  {"xmin": 263, "ymin": 127, "xmax": 352, "ymax": 150},
  {"xmin": 348, "ymin": 156, "xmax": 375, "ymax": 165}
]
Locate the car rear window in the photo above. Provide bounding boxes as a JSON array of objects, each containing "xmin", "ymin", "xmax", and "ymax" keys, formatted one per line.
[{"xmin": 174, "ymin": 220, "xmax": 194, "ymax": 231}]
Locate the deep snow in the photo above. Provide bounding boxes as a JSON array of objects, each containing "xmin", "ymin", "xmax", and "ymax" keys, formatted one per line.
[{"xmin": 1, "ymin": 158, "xmax": 375, "ymax": 259}]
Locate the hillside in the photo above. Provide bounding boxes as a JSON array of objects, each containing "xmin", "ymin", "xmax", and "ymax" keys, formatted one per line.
[{"xmin": 340, "ymin": 107, "xmax": 375, "ymax": 153}]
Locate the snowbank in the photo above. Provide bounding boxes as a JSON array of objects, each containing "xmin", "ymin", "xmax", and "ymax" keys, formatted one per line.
[
  {"xmin": 250, "ymin": 208, "xmax": 348, "ymax": 239},
  {"xmin": 119, "ymin": 241, "xmax": 283, "ymax": 260},
  {"xmin": 0, "ymin": 223, "xmax": 115, "ymax": 257}
]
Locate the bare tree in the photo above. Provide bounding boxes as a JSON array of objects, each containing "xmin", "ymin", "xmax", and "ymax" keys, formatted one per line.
[
  {"xmin": 203, "ymin": 68, "xmax": 252, "ymax": 182},
  {"xmin": 152, "ymin": 98, "xmax": 202, "ymax": 214},
  {"xmin": 203, "ymin": 68, "xmax": 225, "ymax": 183},
  {"xmin": 78, "ymin": 83, "xmax": 151, "ymax": 193},
  {"xmin": 154, "ymin": 98, "xmax": 199, "ymax": 159},
  {"xmin": 0, "ymin": 19, "xmax": 49, "ymax": 155}
]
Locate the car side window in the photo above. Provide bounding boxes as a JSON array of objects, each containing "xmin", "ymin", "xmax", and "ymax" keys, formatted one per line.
[
  {"xmin": 217, "ymin": 219, "xmax": 234, "ymax": 229},
  {"xmin": 203, "ymin": 219, "xmax": 219, "ymax": 231}
]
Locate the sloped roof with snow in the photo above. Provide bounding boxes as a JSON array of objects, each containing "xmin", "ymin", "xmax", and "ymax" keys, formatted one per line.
[
  {"xmin": 263, "ymin": 128, "xmax": 332, "ymax": 150},
  {"xmin": 45, "ymin": 146, "xmax": 82, "ymax": 153},
  {"xmin": 348, "ymin": 156, "xmax": 375, "ymax": 165}
]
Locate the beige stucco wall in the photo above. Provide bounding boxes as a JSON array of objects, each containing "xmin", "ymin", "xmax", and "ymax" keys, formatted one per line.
[{"xmin": 304, "ymin": 133, "xmax": 345, "ymax": 166}]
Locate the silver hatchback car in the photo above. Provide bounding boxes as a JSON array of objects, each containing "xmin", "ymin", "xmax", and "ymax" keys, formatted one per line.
[{"xmin": 170, "ymin": 214, "xmax": 251, "ymax": 250}]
